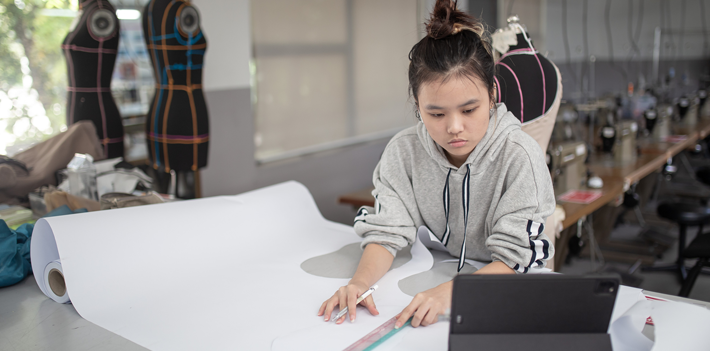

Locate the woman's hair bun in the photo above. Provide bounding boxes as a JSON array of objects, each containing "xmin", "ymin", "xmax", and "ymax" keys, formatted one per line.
[{"xmin": 426, "ymin": 0, "xmax": 484, "ymax": 40}]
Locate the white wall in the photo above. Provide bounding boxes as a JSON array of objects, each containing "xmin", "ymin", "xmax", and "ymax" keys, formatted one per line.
[
  {"xmin": 194, "ymin": 0, "xmax": 390, "ymax": 224},
  {"xmin": 194, "ymin": 0, "xmax": 252, "ymax": 90},
  {"xmin": 503, "ymin": 0, "xmax": 710, "ymax": 62}
]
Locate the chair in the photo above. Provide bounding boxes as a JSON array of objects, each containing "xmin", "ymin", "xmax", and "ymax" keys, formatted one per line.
[
  {"xmin": 675, "ymin": 166, "xmax": 710, "ymax": 296},
  {"xmin": 697, "ymin": 166, "xmax": 710, "ymax": 186},
  {"xmin": 643, "ymin": 202, "xmax": 710, "ymax": 280},
  {"xmin": 678, "ymin": 233, "xmax": 710, "ymax": 297}
]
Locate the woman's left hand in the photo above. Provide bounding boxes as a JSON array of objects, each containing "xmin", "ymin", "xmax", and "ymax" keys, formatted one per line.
[{"xmin": 395, "ymin": 280, "xmax": 452, "ymax": 328}]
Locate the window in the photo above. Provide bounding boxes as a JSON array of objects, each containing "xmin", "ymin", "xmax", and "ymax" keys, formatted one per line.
[
  {"xmin": 111, "ymin": 1, "xmax": 154, "ymax": 120},
  {"xmin": 0, "ymin": 0, "xmax": 153, "ymax": 160},
  {"xmin": 0, "ymin": 0, "xmax": 74, "ymax": 155},
  {"xmin": 251, "ymin": 0, "xmax": 420, "ymax": 162},
  {"xmin": 110, "ymin": 0, "xmax": 153, "ymax": 162}
]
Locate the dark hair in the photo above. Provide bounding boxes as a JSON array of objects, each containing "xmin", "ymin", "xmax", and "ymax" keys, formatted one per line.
[{"xmin": 408, "ymin": 0, "xmax": 496, "ymax": 106}]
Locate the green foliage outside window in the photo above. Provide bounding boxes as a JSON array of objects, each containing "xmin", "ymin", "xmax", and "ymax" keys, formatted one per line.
[{"xmin": 0, "ymin": 0, "xmax": 77, "ymax": 155}]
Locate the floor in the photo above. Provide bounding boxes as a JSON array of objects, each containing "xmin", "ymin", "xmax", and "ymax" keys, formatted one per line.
[
  {"xmin": 559, "ymin": 176, "xmax": 710, "ymax": 303},
  {"xmin": 560, "ymin": 252, "xmax": 710, "ymax": 303}
]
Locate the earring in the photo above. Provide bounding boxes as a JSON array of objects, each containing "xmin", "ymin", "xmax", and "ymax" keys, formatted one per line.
[{"xmin": 415, "ymin": 110, "xmax": 421, "ymax": 120}]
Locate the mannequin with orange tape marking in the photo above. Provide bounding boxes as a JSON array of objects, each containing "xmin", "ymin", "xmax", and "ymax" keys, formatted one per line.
[{"xmin": 143, "ymin": 0, "xmax": 209, "ymax": 173}]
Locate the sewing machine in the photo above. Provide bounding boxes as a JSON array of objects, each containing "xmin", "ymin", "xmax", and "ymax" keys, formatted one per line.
[
  {"xmin": 614, "ymin": 120, "xmax": 638, "ymax": 163},
  {"xmin": 551, "ymin": 105, "xmax": 580, "ymax": 143},
  {"xmin": 654, "ymin": 104, "xmax": 673, "ymax": 141},
  {"xmin": 678, "ymin": 95, "xmax": 701, "ymax": 126},
  {"xmin": 550, "ymin": 141, "xmax": 587, "ymax": 196}
]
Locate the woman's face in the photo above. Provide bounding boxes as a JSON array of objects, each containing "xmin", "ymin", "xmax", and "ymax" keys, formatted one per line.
[{"xmin": 417, "ymin": 75, "xmax": 492, "ymax": 168}]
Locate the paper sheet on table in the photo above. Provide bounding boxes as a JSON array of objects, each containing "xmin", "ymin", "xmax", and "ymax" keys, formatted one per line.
[
  {"xmin": 609, "ymin": 285, "xmax": 646, "ymax": 328},
  {"xmin": 273, "ymin": 305, "xmax": 450, "ymax": 351},
  {"xmin": 391, "ymin": 321, "xmax": 448, "ymax": 351},
  {"xmin": 272, "ymin": 225, "xmax": 433, "ymax": 350},
  {"xmin": 609, "ymin": 299, "xmax": 654, "ymax": 351},
  {"xmin": 650, "ymin": 299, "xmax": 710, "ymax": 351},
  {"xmin": 30, "ymin": 181, "xmax": 434, "ymax": 351},
  {"xmin": 272, "ymin": 305, "xmax": 412, "ymax": 351},
  {"xmin": 608, "ymin": 287, "xmax": 710, "ymax": 351},
  {"xmin": 417, "ymin": 226, "xmax": 449, "ymax": 252}
]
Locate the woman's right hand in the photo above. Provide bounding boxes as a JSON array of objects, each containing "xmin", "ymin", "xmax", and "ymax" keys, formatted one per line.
[{"xmin": 317, "ymin": 281, "xmax": 379, "ymax": 324}]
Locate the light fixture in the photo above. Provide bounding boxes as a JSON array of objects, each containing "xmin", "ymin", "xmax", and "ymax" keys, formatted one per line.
[{"xmin": 116, "ymin": 9, "xmax": 140, "ymax": 20}]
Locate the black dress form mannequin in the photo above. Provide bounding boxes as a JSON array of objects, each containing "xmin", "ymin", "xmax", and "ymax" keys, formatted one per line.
[
  {"xmin": 496, "ymin": 32, "xmax": 558, "ymax": 124},
  {"xmin": 492, "ymin": 19, "xmax": 563, "ymax": 270},
  {"xmin": 63, "ymin": 0, "xmax": 123, "ymax": 158},
  {"xmin": 143, "ymin": 0, "xmax": 209, "ymax": 174}
]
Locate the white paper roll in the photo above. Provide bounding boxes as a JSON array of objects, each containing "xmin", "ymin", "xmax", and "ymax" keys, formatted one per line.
[
  {"xmin": 43, "ymin": 260, "xmax": 71, "ymax": 304},
  {"xmin": 30, "ymin": 216, "xmax": 62, "ymax": 302},
  {"xmin": 27, "ymin": 181, "xmax": 433, "ymax": 350}
]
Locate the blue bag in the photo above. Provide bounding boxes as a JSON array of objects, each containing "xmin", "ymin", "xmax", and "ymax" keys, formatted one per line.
[
  {"xmin": 0, "ymin": 205, "xmax": 88, "ymax": 287},
  {"xmin": 0, "ymin": 220, "xmax": 34, "ymax": 288}
]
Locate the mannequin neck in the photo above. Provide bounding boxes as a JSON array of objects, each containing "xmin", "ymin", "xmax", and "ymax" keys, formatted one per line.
[
  {"xmin": 79, "ymin": 0, "xmax": 96, "ymax": 9},
  {"xmin": 507, "ymin": 33, "xmax": 534, "ymax": 51}
]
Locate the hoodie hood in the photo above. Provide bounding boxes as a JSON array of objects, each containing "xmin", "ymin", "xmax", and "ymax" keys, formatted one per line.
[
  {"xmin": 355, "ymin": 102, "xmax": 556, "ymax": 273},
  {"xmin": 414, "ymin": 103, "xmax": 524, "ymax": 271},
  {"xmin": 417, "ymin": 103, "xmax": 522, "ymax": 175}
]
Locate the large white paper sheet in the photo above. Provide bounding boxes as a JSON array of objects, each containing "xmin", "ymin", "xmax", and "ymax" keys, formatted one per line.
[
  {"xmin": 650, "ymin": 299, "xmax": 710, "ymax": 351},
  {"xmin": 29, "ymin": 180, "xmax": 703, "ymax": 350},
  {"xmin": 609, "ymin": 285, "xmax": 646, "ymax": 329},
  {"xmin": 30, "ymin": 181, "xmax": 433, "ymax": 350},
  {"xmin": 272, "ymin": 305, "xmax": 413, "ymax": 351},
  {"xmin": 391, "ymin": 320, "xmax": 448, "ymax": 351},
  {"xmin": 609, "ymin": 300, "xmax": 654, "ymax": 351},
  {"xmin": 417, "ymin": 226, "xmax": 449, "ymax": 252},
  {"xmin": 272, "ymin": 221, "xmax": 433, "ymax": 350}
]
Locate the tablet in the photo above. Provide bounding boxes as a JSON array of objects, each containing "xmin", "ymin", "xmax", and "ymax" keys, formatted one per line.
[{"xmin": 449, "ymin": 274, "xmax": 619, "ymax": 351}]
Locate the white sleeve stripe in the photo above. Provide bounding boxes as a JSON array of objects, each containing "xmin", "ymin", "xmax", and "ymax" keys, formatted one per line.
[
  {"xmin": 527, "ymin": 240, "xmax": 550, "ymax": 268},
  {"xmin": 513, "ymin": 263, "xmax": 528, "ymax": 273},
  {"xmin": 527, "ymin": 220, "xmax": 545, "ymax": 239},
  {"xmin": 354, "ymin": 208, "xmax": 369, "ymax": 223},
  {"xmin": 530, "ymin": 239, "xmax": 551, "ymax": 260},
  {"xmin": 528, "ymin": 239, "xmax": 537, "ymax": 267},
  {"xmin": 529, "ymin": 221, "xmax": 541, "ymax": 236}
]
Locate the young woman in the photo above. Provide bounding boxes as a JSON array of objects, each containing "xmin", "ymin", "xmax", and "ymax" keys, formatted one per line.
[{"xmin": 318, "ymin": 0, "xmax": 555, "ymax": 329}]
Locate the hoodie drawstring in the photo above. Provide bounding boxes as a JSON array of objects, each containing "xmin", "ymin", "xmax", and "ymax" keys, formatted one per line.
[
  {"xmin": 459, "ymin": 164, "xmax": 471, "ymax": 272},
  {"xmin": 440, "ymin": 165, "xmax": 471, "ymax": 272},
  {"xmin": 440, "ymin": 168, "xmax": 452, "ymax": 246}
]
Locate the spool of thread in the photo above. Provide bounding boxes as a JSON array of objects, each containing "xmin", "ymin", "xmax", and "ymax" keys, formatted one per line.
[{"xmin": 43, "ymin": 260, "xmax": 71, "ymax": 304}]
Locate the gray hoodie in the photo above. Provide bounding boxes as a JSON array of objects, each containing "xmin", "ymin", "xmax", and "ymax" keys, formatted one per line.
[{"xmin": 354, "ymin": 103, "xmax": 556, "ymax": 273}]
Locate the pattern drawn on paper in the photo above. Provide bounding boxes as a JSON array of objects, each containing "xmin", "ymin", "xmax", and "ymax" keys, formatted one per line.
[{"xmin": 301, "ymin": 243, "xmax": 412, "ymax": 279}]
